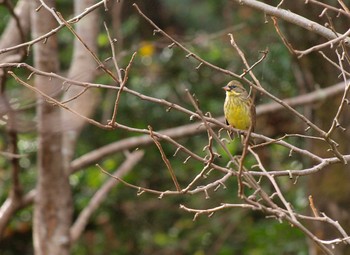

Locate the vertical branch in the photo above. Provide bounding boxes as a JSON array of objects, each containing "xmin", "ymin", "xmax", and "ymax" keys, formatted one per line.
[
  {"xmin": 182, "ymin": 130, "xmax": 216, "ymax": 193},
  {"xmin": 0, "ymin": 84, "xmax": 22, "ymax": 198},
  {"xmin": 237, "ymin": 129, "xmax": 251, "ymax": 197},
  {"xmin": 148, "ymin": 125, "xmax": 181, "ymax": 192},
  {"xmin": 55, "ymin": 11, "xmax": 119, "ymax": 83},
  {"xmin": 0, "ymin": 0, "xmax": 31, "ymax": 63},
  {"xmin": 249, "ymin": 148, "xmax": 297, "ymax": 222},
  {"xmin": 227, "ymin": 33, "xmax": 261, "ymax": 196},
  {"xmin": 271, "ymin": 16, "xmax": 295, "ymax": 54},
  {"xmin": 31, "ymin": 1, "xmax": 72, "ymax": 254},
  {"xmin": 104, "ymin": 22, "xmax": 122, "ymax": 82},
  {"xmin": 108, "ymin": 52, "xmax": 137, "ymax": 127},
  {"xmin": 228, "ymin": 33, "xmax": 263, "ymax": 88},
  {"xmin": 326, "ymin": 49, "xmax": 350, "ymax": 137},
  {"xmin": 2, "ymin": 0, "xmax": 26, "ymax": 44},
  {"xmin": 0, "ymin": 75, "xmax": 22, "ymax": 238},
  {"xmin": 62, "ymin": 0, "xmax": 101, "ymax": 173},
  {"xmin": 8, "ymin": 121, "xmax": 22, "ymax": 198},
  {"xmin": 337, "ymin": 0, "xmax": 350, "ymax": 13}
]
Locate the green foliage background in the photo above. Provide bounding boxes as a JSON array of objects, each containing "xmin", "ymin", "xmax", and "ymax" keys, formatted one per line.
[{"xmin": 0, "ymin": 1, "xmax": 312, "ymax": 254}]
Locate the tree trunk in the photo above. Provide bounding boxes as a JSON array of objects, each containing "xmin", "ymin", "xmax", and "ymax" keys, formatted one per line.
[
  {"xmin": 31, "ymin": 1, "xmax": 72, "ymax": 254},
  {"xmin": 61, "ymin": 0, "xmax": 100, "ymax": 173},
  {"xmin": 0, "ymin": 0, "xmax": 31, "ymax": 63}
]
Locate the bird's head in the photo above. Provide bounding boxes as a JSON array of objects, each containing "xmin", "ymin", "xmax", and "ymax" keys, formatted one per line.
[{"xmin": 222, "ymin": 80, "xmax": 247, "ymax": 97}]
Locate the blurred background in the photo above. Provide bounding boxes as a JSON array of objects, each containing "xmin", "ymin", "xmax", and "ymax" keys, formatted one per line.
[{"xmin": 1, "ymin": 0, "xmax": 350, "ymax": 254}]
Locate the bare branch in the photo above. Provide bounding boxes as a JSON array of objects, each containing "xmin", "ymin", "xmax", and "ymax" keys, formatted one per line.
[
  {"xmin": 108, "ymin": 52, "xmax": 137, "ymax": 127},
  {"xmin": 132, "ymin": 3, "xmax": 344, "ymax": 161},
  {"xmin": 148, "ymin": 125, "xmax": 181, "ymax": 192},
  {"xmin": 295, "ymin": 28, "xmax": 350, "ymax": 57},
  {"xmin": 7, "ymin": 71, "xmax": 110, "ymax": 130},
  {"xmin": 232, "ymin": 0, "xmax": 350, "ymax": 44},
  {"xmin": 271, "ymin": 16, "xmax": 296, "ymax": 54},
  {"xmin": 0, "ymin": 0, "xmax": 109, "ymax": 55},
  {"xmin": 37, "ymin": 0, "xmax": 64, "ymax": 25},
  {"xmin": 306, "ymin": 0, "xmax": 350, "ymax": 18}
]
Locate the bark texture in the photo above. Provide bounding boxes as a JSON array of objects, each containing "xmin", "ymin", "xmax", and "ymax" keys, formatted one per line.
[
  {"xmin": 61, "ymin": 0, "xmax": 100, "ymax": 172},
  {"xmin": 31, "ymin": 1, "xmax": 72, "ymax": 254}
]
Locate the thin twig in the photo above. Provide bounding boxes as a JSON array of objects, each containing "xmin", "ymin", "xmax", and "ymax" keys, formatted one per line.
[
  {"xmin": 148, "ymin": 125, "xmax": 181, "ymax": 192},
  {"xmin": 38, "ymin": 0, "xmax": 63, "ymax": 25},
  {"xmin": 55, "ymin": 11, "xmax": 119, "ymax": 83},
  {"xmin": 108, "ymin": 52, "xmax": 137, "ymax": 127},
  {"xmin": 0, "ymin": 0, "xmax": 109, "ymax": 55},
  {"xmin": 326, "ymin": 49, "xmax": 350, "ymax": 140},
  {"xmin": 295, "ymin": 28, "xmax": 350, "ymax": 57},
  {"xmin": 103, "ymin": 22, "xmax": 122, "ymax": 82},
  {"xmin": 233, "ymin": 0, "xmax": 350, "ymax": 44},
  {"xmin": 271, "ymin": 16, "xmax": 295, "ymax": 54},
  {"xmin": 228, "ymin": 33, "xmax": 263, "ymax": 87},
  {"xmin": 61, "ymin": 87, "xmax": 89, "ymax": 104},
  {"xmin": 306, "ymin": 0, "xmax": 350, "ymax": 18},
  {"xmin": 8, "ymin": 71, "xmax": 110, "ymax": 130},
  {"xmin": 308, "ymin": 195, "xmax": 320, "ymax": 217}
]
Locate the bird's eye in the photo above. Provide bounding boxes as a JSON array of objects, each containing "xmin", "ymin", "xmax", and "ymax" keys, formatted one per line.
[{"xmin": 229, "ymin": 85, "xmax": 236, "ymax": 89}]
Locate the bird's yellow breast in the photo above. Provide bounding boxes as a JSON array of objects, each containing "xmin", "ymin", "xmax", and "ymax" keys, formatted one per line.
[{"xmin": 224, "ymin": 95, "xmax": 252, "ymax": 130}]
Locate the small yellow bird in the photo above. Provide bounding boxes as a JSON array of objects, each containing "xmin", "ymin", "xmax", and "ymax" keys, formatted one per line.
[{"xmin": 223, "ymin": 80, "xmax": 256, "ymax": 138}]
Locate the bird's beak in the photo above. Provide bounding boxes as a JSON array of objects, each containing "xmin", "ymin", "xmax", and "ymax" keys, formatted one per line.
[{"xmin": 222, "ymin": 86, "xmax": 229, "ymax": 91}]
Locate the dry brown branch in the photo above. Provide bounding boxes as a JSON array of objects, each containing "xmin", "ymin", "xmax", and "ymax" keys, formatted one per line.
[
  {"xmin": 228, "ymin": 33, "xmax": 263, "ymax": 87},
  {"xmin": 0, "ymin": 0, "xmax": 108, "ymax": 55},
  {"xmin": 306, "ymin": 0, "xmax": 350, "ymax": 18},
  {"xmin": 132, "ymin": 2, "xmax": 345, "ymax": 162},
  {"xmin": 232, "ymin": 0, "xmax": 350, "ymax": 44},
  {"xmin": 309, "ymin": 195, "xmax": 320, "ymax": 217},
  {"xmin": 103, "ymin": 22, "xmax": 122, "ymax": 82},
  {"xmin": 37, "ymin": 0, "xmax": 63, "ymax": 25},
  {"xmin": 326, "ymin": 50, "xmax": 350, "ymax": 137},
  {"xmin": 249, "ymin": 148, "xmax": 297, "ymax": 222},
  {"xmin": 271, "ymin": 16, "xmax": 296, "ymax": 54},
  {"xmin": 1, "ymin": 61, "xmax": 341, "ymax": 176},
  {"xmin": 61, "ymin": 87, "xmax": 89, "ymax": 104},
  {"xmin": 108, "ymin": 52, "xmax": 137, "ymax": 127},
  {"xmin": 180, "ymin": 203, "xmax": 256, "ymax": 217},
  {"xmin": 1, "ymin": 62, "xmax": 347, "ymax": 119},
  {"xmin": 55, "ymin": 11, "xmax": 119, "ymax": 83},
  {"xmin": 2, "ymin": 1, "xmax": 350, "ymax": 253},
  {"xmin": 337, "ymin": 0, "xmax": 350, "ymax": 13},
  {"xmin": 295, "ymin": 28, "xmax": 350, "ymax": 57},
  {"xmin": 227, "ymin": 33, "xmax": 258, "ymax": 196},
  {"xmin": 7, "ymin": 71, "xmax": 110, "ymax": 130},
  {"xmin": 99, "ymin": 164, "xmax": 234, "ymax": 199},
  {"xmin": 148, "ymin": 125, "xmax": 181, "ymax": 192},
  {"xmin": 2, "ymin": 61, "xmax": 349, "ymax": 174},
  {"xmin": 185, "ymin": 90, "xmax": 235, "ymax": 162},
  {"xmin": 239, "ymin": 49, "xmax": 269, "ymax": 78}
]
